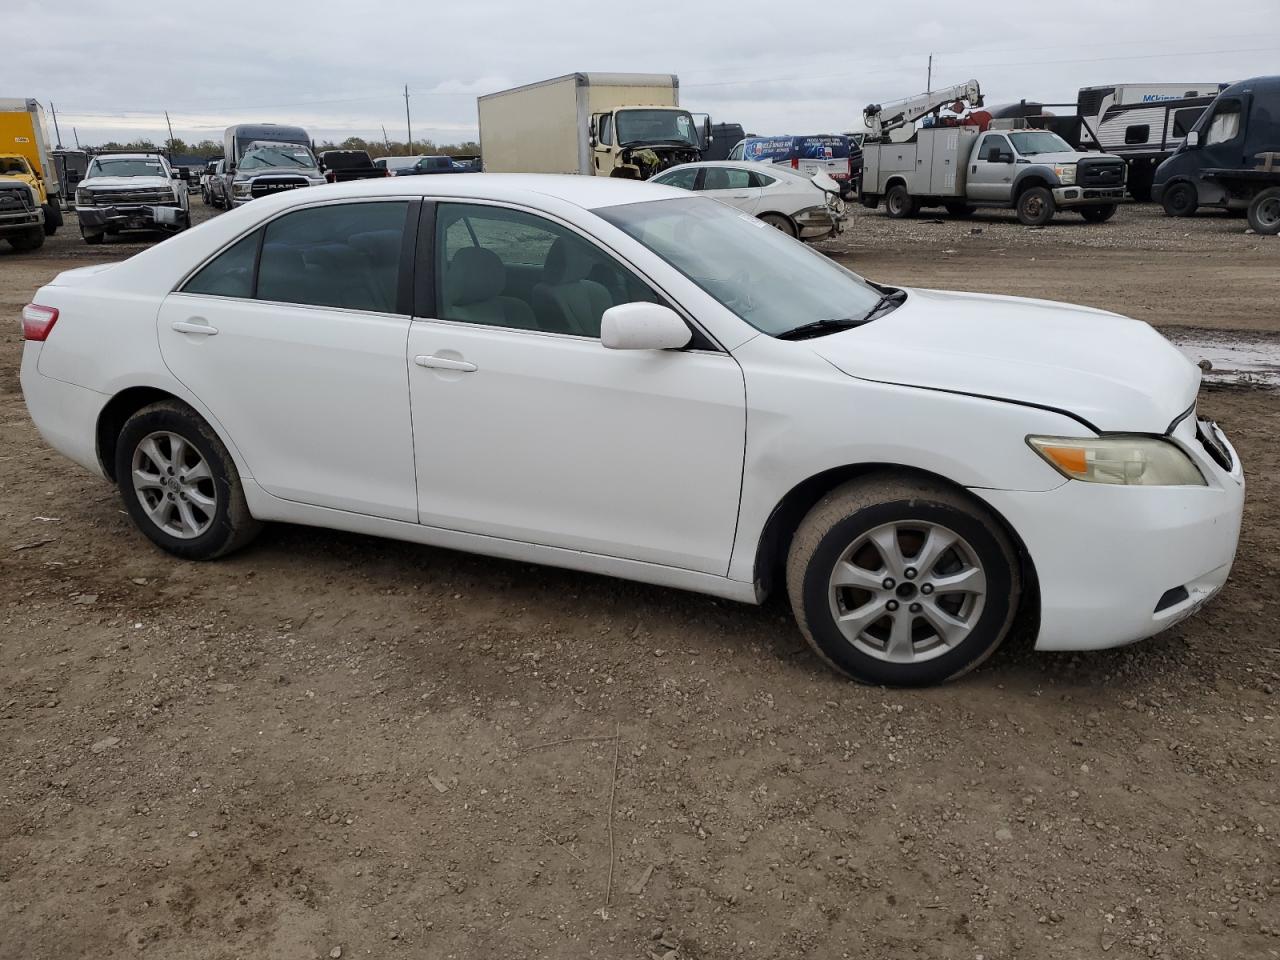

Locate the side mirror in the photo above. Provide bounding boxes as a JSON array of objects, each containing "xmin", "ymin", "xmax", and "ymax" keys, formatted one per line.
[
  {"xmin": 600, "ymin": 302, "xmax": 692, "ymax": 351},
  {"xmin": 171, "ymin": 170, "xmax": 181, "ymax": 179},
  {"xmin": 1186, "ymin": 130, "xmax": 1200, "ymax": 148}
]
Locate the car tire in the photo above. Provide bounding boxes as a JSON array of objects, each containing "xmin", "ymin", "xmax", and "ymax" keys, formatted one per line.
[
  {"xmin": 1079, "ymin": 204, "xmax": 1117, "ymax": 223},
  {"xmin": 1161, "ymin": 181, "xmax": 1198, "ymax": 218},
  {"xmin": 81, "ymin": 228, "xmax": 104, "ymax": 245},
  {"xmin": 7, "ymin": 227, "xmax": 45, "ymax": 251},
  {"xmin": 785, "ymin": 474, "xmax": 1020, "ymax": 686},
  {"xmin": 42, "ymin": 202, "xmax": 62, "ymax": 235},
  {"xmin": 885, "ymin": 184, "xmax": 918, "ymax": 218},
  {"xmin": 759, "ymin": 213, "xmax": 797, "ymax": 237},
  {"xmin": 1246, "ymin": 187, "xmax": 1280, "ymax": 236},
  {"xmin": 943, "ymin": 201, "xmax": 975, "ymax": 218},
  {"xmin": 1016, "ymin": 187, "xmax": 1055, "ymax": 226},
  {"xmin": 115, "ymin": 400, "xmax": 262, "ymax": 561}
]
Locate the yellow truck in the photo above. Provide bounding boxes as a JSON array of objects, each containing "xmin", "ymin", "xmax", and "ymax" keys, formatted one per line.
[
  {"xmin": 0, "ymin": 97, "xmax": 64, "ymax": 249},
  {"xmin": 478, "ymin": 73, "xmax": 710, "ymax": 180}
]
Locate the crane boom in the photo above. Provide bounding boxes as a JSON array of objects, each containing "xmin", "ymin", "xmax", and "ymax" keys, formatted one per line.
[{"xmin": 863, "ymin": 80, "xmax": 984, "ymax": 141}]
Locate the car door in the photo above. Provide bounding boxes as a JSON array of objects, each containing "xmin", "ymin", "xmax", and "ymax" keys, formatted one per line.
[
  {"xmin": 405, "ymin": 200, "xmax": 746, "ymax": 575},
  {"xmin": 157, "ymin": 199, "xmax": 420, "ymax": 521},
  {"xmin": 968, "ymin": 133, "xmax": 1016, "ymax": 202},
  {"xmin": 696, "ymin": 166, "xmax": 762, "ymax": 214},
  {"xmin": 1197, "ymin": 96, "xmax": 1249, "ymax": 169}
]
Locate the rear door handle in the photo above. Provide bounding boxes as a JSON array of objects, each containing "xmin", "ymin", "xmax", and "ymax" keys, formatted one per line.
[
  {"xmin": 171, "ymin": 320, "xmax": 218, "ymax": 336},
  {"xmin": 415, "ymin": 354, "xmax": 477, "ymax": 373}
]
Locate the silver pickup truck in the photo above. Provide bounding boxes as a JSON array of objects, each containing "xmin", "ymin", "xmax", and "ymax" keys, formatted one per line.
[{"xmin": 862, "ymin": 126, "xmax": 1127, "ymax": 225}]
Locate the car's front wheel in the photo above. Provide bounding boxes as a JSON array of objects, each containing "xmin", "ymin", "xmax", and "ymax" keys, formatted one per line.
[
  {"xmin": 115, "ymin": 400, "xmax": 261, "ymax": 560},
  {"xmin": 786, "ymin": 475, "xmax": 1020, "ymax": 686},
  {"xmin": 1016, "ymin": 187, "xmax": 1055, "ymax": 226}
]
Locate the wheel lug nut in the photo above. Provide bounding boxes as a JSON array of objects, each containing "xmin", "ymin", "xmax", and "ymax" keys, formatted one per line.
[
  {"xmin": 904, "ymin": 567, "xmax": 917, "ymax": 580},
  {"xmin": 886, "ymin": 600, "xmax": 899, "ymax": 612},
  {"xmin": 909, "ymin": 602, "xmax": 922, "ymax": 613},
  {"xmin": 921, "ymin": 584, "xmax": 934, "ymax": 595},
  {"xmin": 882, "ymin": 577, "xmax": 895, "ymax": 590}
]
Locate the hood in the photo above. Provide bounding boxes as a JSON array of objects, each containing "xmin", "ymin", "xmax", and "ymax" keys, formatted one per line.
[
  {"xmin": 1021, "ymin": 151, "xmax": 1122, "ymax": 164},
  {"xmin": 0, "ymin": 174, "xmax": 36, "ymax": 191},
  {"xmin": 810, "ymin": 288, "xmax": 1199, "ymax": 433},
  {"xmin": 82, "ymin": 176, "xmax": 175, "ymax": 190},
  {"xmin": 235, "ymin": 165, "xmax": 321, "ymax": 179}
]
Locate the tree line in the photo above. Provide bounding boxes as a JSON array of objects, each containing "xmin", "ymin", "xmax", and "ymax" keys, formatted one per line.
[{"xmin": 87, "ymin": 136, "xmax": 482, "ymax": 159}]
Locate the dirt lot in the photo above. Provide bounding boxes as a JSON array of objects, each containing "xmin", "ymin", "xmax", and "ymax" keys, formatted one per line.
[{"xmin": 2, "ymin": 199, "xmax": 1278, "ymax": 960}]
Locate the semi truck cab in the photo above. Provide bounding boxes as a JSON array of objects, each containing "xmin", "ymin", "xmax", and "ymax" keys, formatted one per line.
[{"xmin": 589, "ymin": 106, "xmax": 708, "ymax": 179}]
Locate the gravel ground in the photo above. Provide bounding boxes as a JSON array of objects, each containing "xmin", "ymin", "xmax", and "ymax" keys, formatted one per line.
[{"xmin": 1, "ymin": 196, "xmax": 1278, "ymax": 960}]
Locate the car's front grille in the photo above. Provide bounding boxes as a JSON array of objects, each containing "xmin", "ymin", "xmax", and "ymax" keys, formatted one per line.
[
  {"xmin": 250, "ymin": 176, "xmax": 309, "ymax": 197},
  {"xmin": 1196, "ymin": 419, "xmax": 1233, "ymax": 472},
  {"xmin": 1078, "ymin": 159, "xmax": 1126, "ymax": 189},
  {"xmin": 0, "ymin": 186, "xmax": 34, "ymax": 213},
  {"xmin": 86, "ymin": 188, "xmax": 175, "ymax": 206}
]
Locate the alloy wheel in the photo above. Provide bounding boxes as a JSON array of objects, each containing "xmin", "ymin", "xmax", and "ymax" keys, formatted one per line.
[
  {"xmin": 827, "ymin": 521, "xmax": 987, "ymax": 664},
  {"xmin": 131, "ymin": 431, "xmax": 217, "ymax": 539}
]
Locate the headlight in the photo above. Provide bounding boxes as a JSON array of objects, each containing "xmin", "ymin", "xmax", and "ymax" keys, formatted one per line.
[
  {"xmin": 1028, "ymin": 435, "xmax": 1205, "ymax": 486},
  {"xmin": 233, "ymin": 181, "xmax": 252, "ymax": 196},
  {"xmin": 1053, "ymin": 164, "xmax": 1077, "ymax": 186},
  {"xmin": 76, "ymin": 188, "xmax": 92, "ymax": 205}
]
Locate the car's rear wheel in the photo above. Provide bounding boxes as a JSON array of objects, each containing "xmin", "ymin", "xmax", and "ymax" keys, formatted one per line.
[
  {"xmin": 115, "ymin": 400, "xmax": 261, "ymax": 560},
  {"xmin": 1016, "ymin": 187, "xmax": 1055, "ymax": 226},
  {"xmin": 786, "ymin": 475, "xmax": 1020, "ymax": 686},
  {"xmin": 43, "ymin": 202, "xmax": 62, "ymax": 235},
  {"xmin": 759, "ymin": 213, "xmax": 797, "ymax": 237},
  {"xmin": 1161, "ymin": 181, "xmax": 1198, "ymax": 217},
  {"xmin": 1247, "ymin": 187, "xmax": 1280, "ymax": 236},
  {"xmin": 885, "ymin": 184, "xmax": 918, "ymax": 218}
]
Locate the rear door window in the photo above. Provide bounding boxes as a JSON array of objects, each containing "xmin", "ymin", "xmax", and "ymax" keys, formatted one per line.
[
  {"xmin": 182, "ymin": 231, "xmax": 260, "ymax": 299},
  {"xmin": 256, "ymin": 202, "xmax": 409, "ymax": 312}
]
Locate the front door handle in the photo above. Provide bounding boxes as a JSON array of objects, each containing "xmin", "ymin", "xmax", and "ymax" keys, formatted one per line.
[
  {"xmin": 732, "ymin": 194, "xmax": 751, "ymax": 199},
  {"xmin": 415, "ymin": 354, "xmax": 477, "ymax": 373},
  {"xmin": 171, "ymin": 320, "xmax": 218, "ymax": 336}
]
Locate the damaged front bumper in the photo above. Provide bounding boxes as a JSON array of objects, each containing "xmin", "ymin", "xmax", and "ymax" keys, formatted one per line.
[
  {"xmin": 794, "ymin": 204, "xmax": 844, "ymax": 240},
  {"xmin": 76, "ymin": 204, "xmax": 185, "ymax": 232}
]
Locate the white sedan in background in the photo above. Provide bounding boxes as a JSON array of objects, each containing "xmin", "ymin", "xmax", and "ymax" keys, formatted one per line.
[
  {"xmin": 20, "ymin": 174, "xmax": 1242, "ymax": 686},
  {"xmin": 651, "ymin": 160, "xmax": 845, "ymax": 240}
]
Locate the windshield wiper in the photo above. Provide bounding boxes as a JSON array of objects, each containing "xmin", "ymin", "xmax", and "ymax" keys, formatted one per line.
[
  {"xmin": 774, "ymin": 288, "xmax": 907, "ymax": 341},
  {"xmin": 775, "ymin": 317, "xmax": 871, "ymax": 341}
]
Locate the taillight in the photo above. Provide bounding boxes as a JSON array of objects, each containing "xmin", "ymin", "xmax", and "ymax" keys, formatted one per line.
[
  {"xmin": 791, "ymin": 158, "xmax": 799, "ymax": 169},
  {"xmin": 22, "ymin": 303, "xmax": 59, "ymax": 341}
]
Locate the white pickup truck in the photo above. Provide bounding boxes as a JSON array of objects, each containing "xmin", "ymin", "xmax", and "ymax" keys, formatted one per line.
[{"xmin": 861, "ymin": 126, "xmax": 1128, "ymax": 225}]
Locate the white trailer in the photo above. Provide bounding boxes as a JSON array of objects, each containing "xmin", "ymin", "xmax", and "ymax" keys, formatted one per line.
[{"xmin": 477, "ymin": 73, "xmax": 706, "ymax": 179}]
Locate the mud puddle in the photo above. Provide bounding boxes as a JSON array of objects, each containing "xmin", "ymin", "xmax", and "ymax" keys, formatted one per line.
[{"xmin": 1171, "ymin": 335, "xmax": 1280, "ymax": 387}]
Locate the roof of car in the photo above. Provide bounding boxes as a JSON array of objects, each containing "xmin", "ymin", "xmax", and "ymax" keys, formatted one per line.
[
  {"xmin": 92, "ymin": 153, "xmax": 166, "ymax": 161},
  {"xmin": 243, "ymin": 172, "xmax": 687, "ymax": 212}
]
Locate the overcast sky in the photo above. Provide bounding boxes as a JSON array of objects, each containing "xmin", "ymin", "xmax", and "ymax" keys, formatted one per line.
[{"xmin": 21, "ymin": 0, "xmax": 1280, "ymax": 150}]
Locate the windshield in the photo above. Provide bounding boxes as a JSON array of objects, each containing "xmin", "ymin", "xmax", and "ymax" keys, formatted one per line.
[
  {"xmin": 239, "ymin": 143, "xmax": 317, "ymax": 170},
  {"xmin": 598, "ymin": 197, "xmax": 882, "ymax": 337},
  {"xmin": 615, "ymin": 110, "xmax": 700, "ymax": 148},
  {"xmin": 1007, "ymin": 131, "xmax": 1073, "ymax": 156},
  {"xmin": 86, "ymin": 157, "xmax": 166, "ymax": 178},
  {"xmin": 0, "ymin": 157, "xmax": 32, "ymax": 176}
]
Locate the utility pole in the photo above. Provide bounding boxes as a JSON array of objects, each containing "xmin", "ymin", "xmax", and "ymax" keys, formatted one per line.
[
  {"xmin": 926, "ymin": 54, "xmax": 933, "ymax": 95},
  {"xmin": 403, "ymin": 84, "xmax": 412, "ymax": 154},
  {"xmin": 50, "ymin": 102, "xmax": 64, "ymax": 148},
  {"xmin": 381, "ymin": 124, "xmax": 392, "ymax": 155},
  {"xmin": 73, "ymin": 127, "xmax": 81, "ymax": 150},
  {"xmin": 165, "ymin": 110, "xmax": 176, "ymax": 153}
]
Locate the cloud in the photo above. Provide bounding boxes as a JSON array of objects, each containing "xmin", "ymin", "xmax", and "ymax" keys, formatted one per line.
[{"xmin": 19, "ymin": 0, "xmax": 1280, "ymax": 148}]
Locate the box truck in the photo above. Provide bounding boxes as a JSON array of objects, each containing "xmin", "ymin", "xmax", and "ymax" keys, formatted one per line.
[
  {"xmin": 477, "ymin": 73, "xmax": 709, "ymax": 180},
  {"xmin": 0, "ymin": 98, "xmax": 65, "ymax": 241}
]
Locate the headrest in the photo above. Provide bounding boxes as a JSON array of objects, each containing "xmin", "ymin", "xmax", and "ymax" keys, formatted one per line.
[
  {"xmin": 448, "ymin": 246, "xmax": 505, "ymax": 305},
  {"xmin": 543, "ymin": 237, "xmax": 597, "ymax": 284},
  {"xmin": 703, "ymin": 168, "xmax": 730, "ymax": 190}
]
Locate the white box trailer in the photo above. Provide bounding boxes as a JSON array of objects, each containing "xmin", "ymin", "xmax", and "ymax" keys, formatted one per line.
[{"xmin": 478, "ymin": 73, "xmax": 705, "ymax": 179}]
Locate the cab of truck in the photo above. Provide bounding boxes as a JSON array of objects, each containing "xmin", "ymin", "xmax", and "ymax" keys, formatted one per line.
[
  {"xmin": 1152, "ymin": 76, "xmax": 1280, "ymax": 217},
  {"xmin": 589, "ymin": 107, "xmax": 708, "ymax": 179}
]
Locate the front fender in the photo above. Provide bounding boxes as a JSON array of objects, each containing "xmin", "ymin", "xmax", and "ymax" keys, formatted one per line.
[{"xmin": 1013, "ymin": 166, "xmax": 1061, "ymax": 192}]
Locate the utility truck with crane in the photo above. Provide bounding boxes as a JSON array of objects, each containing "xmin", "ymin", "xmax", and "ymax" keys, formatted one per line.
[{"xmin": 860, "ymin": 80, "xmax": 1127, "ymax": 225}]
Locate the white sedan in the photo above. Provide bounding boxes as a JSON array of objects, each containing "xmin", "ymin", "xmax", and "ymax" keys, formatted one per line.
[
  {"xmin": 650, "ymin": 161, "xmax": 845, "ymax": 240},
  {"xmin": 20, "ymin": 175, "xmax": 1243, "ymax": 686}
]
